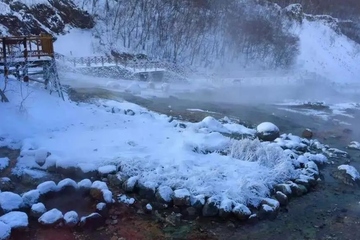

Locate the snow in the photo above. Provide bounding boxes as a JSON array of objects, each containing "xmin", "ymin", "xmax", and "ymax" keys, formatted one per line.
[
  {"xmin": 117, "ymin": 194, "xmax": 135, "ymax": 205},
  {"xmin": 34, "ymin": 149, "xmax": 48, "ymax": 166},
  {"xmin": 96, "ymin": 202, "xmax": 106, "ymax": 211},
  {"xmin": 57, "ymin": 178, "xmax": 78, "ymax": 190},
  {"xmin": 0, "ymin": 80, "xmax": 302, "ymax": 207},
  {"xmin": 54, "ymin": 28, "xmax": 96, "ymax": 57},
  {"xmin": 294, "ymin": 19, "xmax": 360, "ymax": 83},
  {"xmin": 98, "ymin": 165, "xmax": 117, "ymax": 175},
  {"xmin": 262, "ymin": 204, "xmax": 274, "ymax": 212},
  {"xmin": 0, "ymin": 221, "xmax": 11, "ymax": 240},
  {"xmin": 220, "ymin": 199, "xmax": 233, "ymax": 212},
  {"xmin": 256, "ymin": 122, "xmax": 279, "ymax": 133},
  {"xmin": 146, "ymin": 203, "xmax": 153, "ymax": 211},
  {"xmin": 0, "ymin": 158, "xmax": 9, "ymax": 170},
  {"xmin": 0, "ymin": 211, "xmax": 28, "ymax": 229},
  {"xmin": 38, "ymin": 209, "xmax": 64, "ymax": 225},
  {"xmin": 0, "ymin": 192, "xmax": 23, "ymax": 212},
  {"xmin": 19, "ymin": 0, "xmax": 50, "ymax": 6},
  {"xmin": 22, "ymin": 189, "xmax": 40, "ymax": 207},
  {"xmin": 102, "ymin": 189, "xmax": 113, "ymax": 203},
  {"xmin": 338, "ymin": 165, "xmax": 360, "ymax": 181},
  {"xmin": 37, "ymin": 181, "xmax": 58, "ymax": 195},
  {"xmin": 31, "ymin": 203, "xmax": 46, "ymax": 214},
  {"xmin": 0, "ymin": 2, "xmax": 11, "ymax": 15},
  {"xmin": 233, "ymin": 203, "xmax": 251, "ymax": 215}
]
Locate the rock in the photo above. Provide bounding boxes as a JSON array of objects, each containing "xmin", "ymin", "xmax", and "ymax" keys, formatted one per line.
[
  {"xmin": 232, "ymin": 203, "xmax": 251, "ymax": 221},
  {"xmin": 30, "ymin": 203, "xmax": 46, "ymax": 218},
  {"xmin": 185, "ymin": 207, "xmax": 198, "ymax": 220},
  {"xmin": 302, "ymin": 129, "xmax": 313, "ymax": 139},
  {"xmin": 275, "ymin": 191, "xmax": 288, "ymax": 206},
  {"xmin": 256, "ymin": 122, "xmax": 280, "ymax": 141},
  {"xmin": 175, "ymin": 123, "xmax": 187, "ymax": 129},
  {"xmin": 64, "ymin": 211, "xmax": 79, "ymax": 227},
  {"xmin": 22, "ymin": 190, "xmax": 41, "ymax": 207},
  {"xmin": 138, "ymin": 181, "xmax": 157, "ymax": 200},
  {"xmin": 107, "ymin": 174, "xmax": 126, "ymax": 187},
  {"xmin": 155, "ymin": 186, "xmax": 174, "ymax": 204},
  {"xmin": 261, "ymin": 198, "xmax": 280, "ymax": 211},
  {"xmin": 122, "ymin": 176, "xmax": 138, "ymax": 193},
  {"xmin": 144, "ymin": 204, "xmax": 153, "ymax": 213},
  {"xmin": 289, "ymin": 182, "xmax": 308, "ymax": 196},
  {"xmin": 274, "ymin": 183, "xmax": 292, "ymax": 197},
  {"xmin": 248, "ymin": 213, "xmax": 259, "ymax": 224},
  {"xmin": 165, "ymin": 212, "xmax": 182, "ymax": 226},
  {"xmin": 0, "ymin": 192, "xmax": 23, "ymax": 213},
  {"xmin": 294, "ymin": 178, "xmax": 310, "ymax": 189},
  {"xmin": 90, "ymin": 188, "xmax": 103, "ymax": 201},
  {"xmin": 96, "ymin": 202, "xmax": 108, "ymax": 218},
  {"xmin": 173, "ymin": 189, "xmax": 191, "ymax": 206},
  {"xmin": 125, "ymin": 109, "xmax": 135, "ymax": 116},
  {"xmin": 202, "ymin": 197, "xmax": 219, "ymax": 217},
  {"xmin": 258, "ymin": 204, "xmax": 278, "ymax": 220},
  {"xmin": 79, "ymin": 213, "xmax": 105, "ymax": 230},
  {"xmin": 38, "ymin": 209, "xmax": 64, "ymax": 226},
  {"xmin": 0, "ymin": 178, "xmax": 14, "ymax": 192},
  {"xmin": 219, "ymin": 199, "xmax": 233, "ymax": 219},
  {"xmin": 190, "ymin": 195, "xmax": 205, "ymax": 210},
  {"xmin": 0, "ymin": 221, "xmax": 11, "ymax": 240}
]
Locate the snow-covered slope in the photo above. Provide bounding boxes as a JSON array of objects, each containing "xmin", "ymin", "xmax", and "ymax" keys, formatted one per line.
[{"xmin": 294, "ymin": 19, "xmax": 360, "ymax": 83}]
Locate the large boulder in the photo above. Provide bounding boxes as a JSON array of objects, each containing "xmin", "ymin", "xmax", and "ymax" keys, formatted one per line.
[{"xmin": 256, "ymin": 122, "xmax": 280, "ymax": 141}]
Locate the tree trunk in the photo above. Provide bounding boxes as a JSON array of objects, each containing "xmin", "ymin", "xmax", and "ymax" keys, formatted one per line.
[{"xmin": 0, "ymin": 89, "xmax": 9, "ymax": 102}]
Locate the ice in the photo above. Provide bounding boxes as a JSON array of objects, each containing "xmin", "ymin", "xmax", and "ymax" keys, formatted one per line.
[
  {"xmin": 38, "ymin": 209, "xmax": 64, "ymax": 225},
  {"xmin": 37, "ymin": 181, "xmax": 58, "ymax": 194},
  {"xmin": 57, "ymin": 178, "xmax": 78, "ymax": 190},
  {"xmin": 0, "ymin": 157, "xmax": 9, "ymax": 170},
  {"xmin": 0, "ymin": 192, "xmax": 23, "ymax": 212},
  {"xmin": 338, "ymin": 165, "xmax": 360, "ymax": 180},
  {"xmin": 22, "ymin": 189, "xmax": 40, "ymax": 207},
  {"xmin": 0, "ymin": 211, "xmax": 28, "ymax": 229}
]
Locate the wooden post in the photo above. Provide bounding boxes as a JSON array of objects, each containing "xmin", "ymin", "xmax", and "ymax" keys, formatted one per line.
[{"xmin": 23, "ymin": 37, "xmax": 29, "ymax": 82}]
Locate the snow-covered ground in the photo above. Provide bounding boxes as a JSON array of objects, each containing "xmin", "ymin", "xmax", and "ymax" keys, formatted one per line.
[{"xmin": 0, "ymin": 78, "xmax": 325, "ymax": 207}]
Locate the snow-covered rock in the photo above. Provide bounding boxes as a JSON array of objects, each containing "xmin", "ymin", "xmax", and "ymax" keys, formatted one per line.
[
  {"xmin": 348, "ymin": 141, "xmax": 360, "ymax": 151},
  {"xmin": 64, "ymin": 211, "xmax": 79, "ymax": 227},
  {"xmin": 117, "ymin": 194, "xmax": 135, "ymax": 205},
  {"xmin": 0, "ymin": 178, "xmax": 14, "ymax": 192},
  {"xmin": 337, "ymin": 165, "xmax": 360, "ymax": 181},
  {"xmin": 219, "ymin": 199, "xmax": 233, "ymax": 218},
  {"xmin": 122, "ymin": 176, "xmax": 138, "ymax": 192},
  {"xmin": 102, "ymin": 189, "xmax": 113, "ymax": 203},
  {"xmin": 190, "ymin": 194, "xmax": 205, "ymax": 210},
  {"xmin": 275, "ymin": 191, "xmax": 288, "ymax": 206},
  {"xmin": 34, "ymin": 149, "xmax": 48, "ymax": 166},
  {"xmin": 79, "ymin": 213, "xmax": 104, "ymax": 229},
  {"xmin": 0, "ymin": 157, "xmax": 9, "ymax": 171},
  {"xmin": 78, "ymin": 179, "xmax": 92, "ymax": 189},
  {"xmin": 173, "ymin": 189, "xmax": 191, "ymax": 206},
  {"xmin": 0, "ymin": 221, "xmax": 11, "ymax": 240},
  {"xmin": 256, "ymin": 122, "xmax": 280, "ymax": 141},
  {"xmin": 38, "ymin": 209, "xmax": 64, "ymax": 226},
  {"xmin": 0, "ymin": 211, "xmax": 28, "ymax": 230},
  {"xmin": 98, "ymin": 165, "xmax": 117, "ymax": 176},
  {"xmin": 37, "ymin": 181, "xmax": 58, "ymax": 195},
  {"xmin": 232, "ymin": 203, "xmax": 251, "ymax": 220},
  {"xmin": 22, "ymin": 190, "xmax": 40, "ymax": 207},
  {"xmin": 0, "ymin": 192, "xmax": 23, "ymax": 212},
  {"xmin": 145, "ymin": 203, "xmax": 153, "ymax": 212},
  {"xmin": 30, "ymin": 203, "xmax": 46, "ymax": 218},
  {"xmin": 202, "ymin": 196, "xmax": 220, "ymax": 217},
  {"xmin": 155, "ymin": 186, "xmax": 174, "ymax": 203},
  {"xmin": 57, "ymin": 178, "xmax": 78, "ymax": 191}
]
